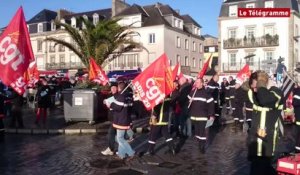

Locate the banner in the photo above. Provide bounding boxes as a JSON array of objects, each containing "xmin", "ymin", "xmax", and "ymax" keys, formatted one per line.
[
  {"xmin": 88, "ymin": 58, "xmax": 109, "ymax": 86},
  {"xmin": 132, "ymin": 53, "xmax": 173, "ymax": 110},
  {"xmin": 236, "ymin": 64, "xmax": 251, "ymax": 83},
  {"xmin": 0, "ymin": 7, "xmax": 34, "ymax": 95},
  {"xmin": 26, "ymin": 61, "xmax": 39, "ymax": 87}
]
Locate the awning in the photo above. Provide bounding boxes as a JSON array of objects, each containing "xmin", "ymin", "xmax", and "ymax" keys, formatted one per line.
[{"xmin": 107, "ymin": 69, "xmax": 141, "ymax": 79}]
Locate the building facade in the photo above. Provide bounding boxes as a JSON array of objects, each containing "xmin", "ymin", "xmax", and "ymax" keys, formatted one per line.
[
  {"xmin": 219, "ymin": 0, "xmax": 300, "ymax": 73},
  {"xmin": 24, "ymin": 0, "xmax": 205, "ymax": 76},
  {"xmin": 203, "ymin": 34, "xmax": 219, "ymax": 75}
]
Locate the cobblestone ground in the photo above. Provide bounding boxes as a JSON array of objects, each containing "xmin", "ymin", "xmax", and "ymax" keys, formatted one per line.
[{"xmin": 0, "ymin": 124, "xmax": 296, "ymax": 175}]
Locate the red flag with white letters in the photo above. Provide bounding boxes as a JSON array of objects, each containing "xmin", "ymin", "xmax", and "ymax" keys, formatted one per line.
[
  {"xmin": 236, "ymin": 64, "xmax": 251, "ymax": 83},
  {"xmin": 88, "ymin": 58, "xmax": 109, "ymax": 86},
  {"xmin": 26, "ymin": 61, "xmax": 39, "ymax": 87},
  {"xmin": 132, "ymin": 53, "xmax": 173, "ymax": 110},
  {"xmin": 0, "ymin": 7, "xmax": 34, "ymax": 95}
]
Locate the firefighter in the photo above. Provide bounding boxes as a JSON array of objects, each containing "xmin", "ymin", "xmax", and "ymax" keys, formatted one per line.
[
  {"xmin": 225, "ymin": 78, "xmax": 231, "ymax": 114},
  {"xmin": 188, "ymin": 78, "xmax": 214, "ymax": 153},
  {"xmin": 244, "ymin": 80, "xmax": 253, "ymax": 130},
  {"xmin": 228, "ymin": 76, "xmax": 236, "ymax": 116},
  {"xmin": 247, "ymin": 71, "xmax": 283, "ymax": 175},
  {"xmin": 232, "ymin": 81, "xmax": 244, "ymax": 129},
  {"xmin": 206, "ymin": 74, "xmax": 220, "ymax": 124},
  {"xmin": 145, "ymin": 96, "xmax": 176, "ymax": 156},
  {"xmin": 293, "ymin": 84, "xmax": 300, "ymax": 152}
]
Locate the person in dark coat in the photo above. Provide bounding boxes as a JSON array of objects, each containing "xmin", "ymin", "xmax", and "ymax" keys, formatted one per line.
[
  {"xmin": 35, "ymin": 78, "xmax": 51, "ymax": 125},
  {"xmin": 220, "ymin": 78, "xmax": 229, "ymax": 109},
  {"xmin": 247, "ymin": 71, "xmax": 283, "ymax": 175},
  {"xmin": 188, "ymin": 78, "xmax": 215, "ymax": 153},
  {"xmin": 293, "ymin": 84, "xmax": 300, "ymax": 152},
  {"xmin": 145, "ymin": 96, "xmax": 176, "ymax": 155},
  {"xmin": 109, "ymin": 82, "xmax": 135, "ymax": 160},
  {"xmin": 170, "ymin": 80, "xmax": 180, "ymax": 136},
  {"xmin": 228, "ymin": 76, "xmax": 236, "ymax": 114},
  {"xmin": 101, "ymin": 83, "xmax": 118, "ymax": 156},
  {"xmin": 206, "ymin": 74, "xmax": 220, "ymax": 124},
  {"xmin": 232, "ymin": 81, "xmax": 248, "ymax": 129},
  {"xmin": 7, "ymin": 88, "xmax": 24, "ymax": 128},
  {"xmin": 177, "ymin": 77, "xmax": 192, "ymax": 137}
]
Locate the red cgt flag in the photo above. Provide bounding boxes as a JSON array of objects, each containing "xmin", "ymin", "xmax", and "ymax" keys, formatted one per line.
[
  {"xmin": 132, "ymin": 53, "xmax": 173, "ymax": 110},
  {"xmin": 0, "ymin": 7, "xmax": 34, "ymax": 95},
  {"xmin": 236, "ymin": 64, "xmax": 251, "ymax": 83},
  {"xmin": 197, "ymin": 54, "xmax": 213, "ymax": 79},
  {"xmin": 25, "ymin": 61, "xmax": 39, "ymax": 87},
  {"xmin": 172, "ymin": 62, "xmax": 184, "ymax": 81},
  {"xmin": 89, "ymin": 58, "xmax": 109, "ymax": 86}
]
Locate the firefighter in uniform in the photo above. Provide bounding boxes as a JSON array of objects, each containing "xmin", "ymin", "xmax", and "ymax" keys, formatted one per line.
[
  {"xmin": 247, "ymin": 71, "xmax": 283, "ymax": 175},
  {"xmin": 293, "ymin": 84, "xmax": 300, "ymax": 152},
  {"xmin": 232, "ymin": 82, "xmax": 244, "ymax": 129},
  {"xmin": 188, "ymin": 78, "xmax": 215, "ymax": 153},
  {"xmin": 244, "ymin": 80, "xmax": 253, "ymax": 130},
  {"xmin": 225, "ymin": 78, "xmax": 231, "ymax": 114},
  {"xmin": 228, "ymin": 76, "xmax": 236, "ymax": 117},
  {"xmin": 146, "ymin": 96, "xmax": 176, "ymax": 155},
  {"xmin": 206, "ymin": 74, "xmax": 220, "ymax": 124}
]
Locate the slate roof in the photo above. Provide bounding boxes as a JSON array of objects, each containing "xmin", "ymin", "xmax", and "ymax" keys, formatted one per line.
[
  {"xmin": 117, "ymin": 4, "xmax": 148, "ymax": 17},
  {"xmin": 203, "ymin": 34, "xmax": 217, "ymax": 39},
  {"xmin": 63, "ymin": 8, "xmax": 111, "ymax": 20},
  {"xmin": 27, "ymin": 9, "xmax": 57, "ymax": 24},
  {"xmin": 181, "ymin": 15, "xmax": 202, "ymax": 28}
]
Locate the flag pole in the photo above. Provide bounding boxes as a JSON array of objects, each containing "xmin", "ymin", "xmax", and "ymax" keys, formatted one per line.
[
  {"xmin": 188, "ymin": 88, "xmax": 197, "ymax": 108},
  {"xmin": 121, "ymin": 82, "xmax": 132, "ymax": 94}
]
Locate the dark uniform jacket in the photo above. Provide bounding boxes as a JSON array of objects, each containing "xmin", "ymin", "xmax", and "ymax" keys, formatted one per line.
[
  {"xmin": 151, "ymin": 97, "xmax": 171, "ymax": 126},
  {"xmin": 188, "ymin": 88, "xmax": 215, "ymax": 120},
  {"xmin": 248, "ymin": 86, "xmax": 283, "ymax": 158},
  {"xmin": 111, "ymin": 93, "xmax": 130, "ymax": 130},
  {"xmin": 206, "ymin": 79, "xmax": 220, "ymax": 104},
  {"xmin": 228, "ymin": 80, "xmax": 236, "ymax": 99},
  {"xmin": 233, "ymin": 85, "xmax": 247, "ymax": 120},
  {"xmin": 36, "ymin": 85, "xmax": 51, "ymax": 108},
  {"xmin": 177, "ymin": 83, "xmax": 192, "ymax": 107},
  {"xmin": 293, "ymin": 87, "xmax": 300, "ymax": 123}
]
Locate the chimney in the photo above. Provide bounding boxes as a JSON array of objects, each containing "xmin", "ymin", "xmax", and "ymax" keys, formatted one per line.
[
  {"xmin": 56, "ymin": 9, "xmax": 73, "ymax": 20},
  {"xmin": 112, "ymin": 0, "xmax": 129, "ymax": 17}
]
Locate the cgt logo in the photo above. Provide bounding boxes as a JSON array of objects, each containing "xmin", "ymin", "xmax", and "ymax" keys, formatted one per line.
[{"xmin": 0, "ymin": 36, "xmax": 24, "ymax": 71}]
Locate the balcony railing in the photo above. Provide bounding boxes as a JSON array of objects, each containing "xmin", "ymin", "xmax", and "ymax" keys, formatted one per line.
[
  {"xmin": 46, "ymin": 62, "xmax": 85, "ymax": 70},
  {"xmin": 223, "ymin": 35, "xmax": 279, "ymax": 49},
  {"xmin": 222, "ymin": 61, "xmax": 276, "ymax": 72},
  {"xmin": 109, "ymin": 62, "xmax": 143, "ymax": 70}
]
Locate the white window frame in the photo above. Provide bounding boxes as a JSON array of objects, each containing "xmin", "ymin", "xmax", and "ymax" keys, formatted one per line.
[
  {"xmin": 246, "ymin": 27, "xmax": 256, "ymax": 39},
  {"xmin": 93, "ymin": 14, "xmax": 99, "ymax": 26},
  {"xmin": 51, "ymin": 22, "xmax": 56, "ymax": 31},
  {"xmin": 228, "ymin": 28, "xmax": 237, "ymax": 39},
  {"xmin": 193, "ymin": 42, "xmax": 196, "ymax": 52},
  {"xmin": 149, "ymin": 33, "xmax": 155, "ymax": 44},
  {"xmin": 176, "ymin": 36, "xmax": 181, "ymax": 48},
  {"xmin": 199, "ymin": 43, "xmax": 203, "ymax": 53},
  {"xmin": 246, "ymin": 3, "xmax": 255, "ymax": 8},
  {"xmin": 265, "ymin": 51, "xmax": 274, "ymax": 60},
  {"xmin": 192, "ymin": 57, "xmax": 196, "ymax": 67},
  {"xmin": 229, "ymin": 53, "xmax": 236, "ymax": 66},
  {"xmin": 185, "ymin": 39, "xmax": 189, "ymax": 50},
  {"xmin": 71, "ymin": 17, "xmax": 77, "ymax": 28},
  {"xmin": 229, "ymin": 5, "xmax": 237, "ymax": 17},
  {"xmin": 37, "ymin": 40, "xmax": 43, "ymax": 52},
  {"xmin": 37, "ymin": 23, "xmax": 43, "ymax": 33},
  {"xmin": 185, "ymin": 56, "xmax": 189, "ymax": 66},
  {"xmin": 264, "ymin": 25, "xmax": 275, "ymax": 36},
  {"xmin": 265, "ymin": 1, "xmax": 274, "ymax": 8}
]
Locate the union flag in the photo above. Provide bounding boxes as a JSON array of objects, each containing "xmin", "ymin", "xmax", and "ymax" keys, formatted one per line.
[
  {"xmin": 197, "ymin": 53, "xmax": 213, "ymax": 78},
  {"xmin": 0, "ymin": 7, "xmax": 34, "ymax": 95},
  {"xmin": 172, "ymin": 62, "xmax": 184, "ymax": 81},
  {"xmin": 132, "ymin": 53, "xmax": 173, "ymax": 110},
  {"xmin": 236, "ymin": 64, "xmax": 251, "ymax": 83},
  {"xmin": 88, "ymin": 58, "xmax": 109, "ymax": 86}
]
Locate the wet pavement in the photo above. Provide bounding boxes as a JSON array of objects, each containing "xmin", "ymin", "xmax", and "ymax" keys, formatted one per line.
[{"xmin": 0, "ymin": 124, "xmax": 296, "ymax": 175}]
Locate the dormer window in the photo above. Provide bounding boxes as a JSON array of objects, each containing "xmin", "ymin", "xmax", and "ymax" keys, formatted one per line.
[
  {"xmin": 51, "ymin": 21, "xmax": 56, "ymax": 31},
  {"xmin": 71, "ymin": 17, "xmax": 76, "ymax": 28},
  {"xmin": 93, "ymin": 14, "xmax": 99, "ymax": 25},
  {"xmin": 37, "ymin": 23, "xmax": 43, "ymax": 33},
  {"xmin": 194, "ymin": 27, "xmax": 198, "ymax": 35},
  {"xmin": 265, "ymin": 1, "xmax": 274, "ymax": 8},
  {"xmin": 82, "ymin": 15, "xmax": 88, "ymax": 29},
  {"xmin": 229, "ymin": 5, "xmax": 237, "ymax": 17},
  {"xmin": 246, "ymin": 3, "xmax": 255, "ymax": 8},
  {"xmin": 60, "ymin": 19, "xmax": 65, "ymax": 29}
]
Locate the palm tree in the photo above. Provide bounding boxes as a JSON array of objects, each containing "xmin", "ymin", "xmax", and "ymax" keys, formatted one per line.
[{"xmin": 45, "ymin": 17, "xmax": 140, "ymax": 68}]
